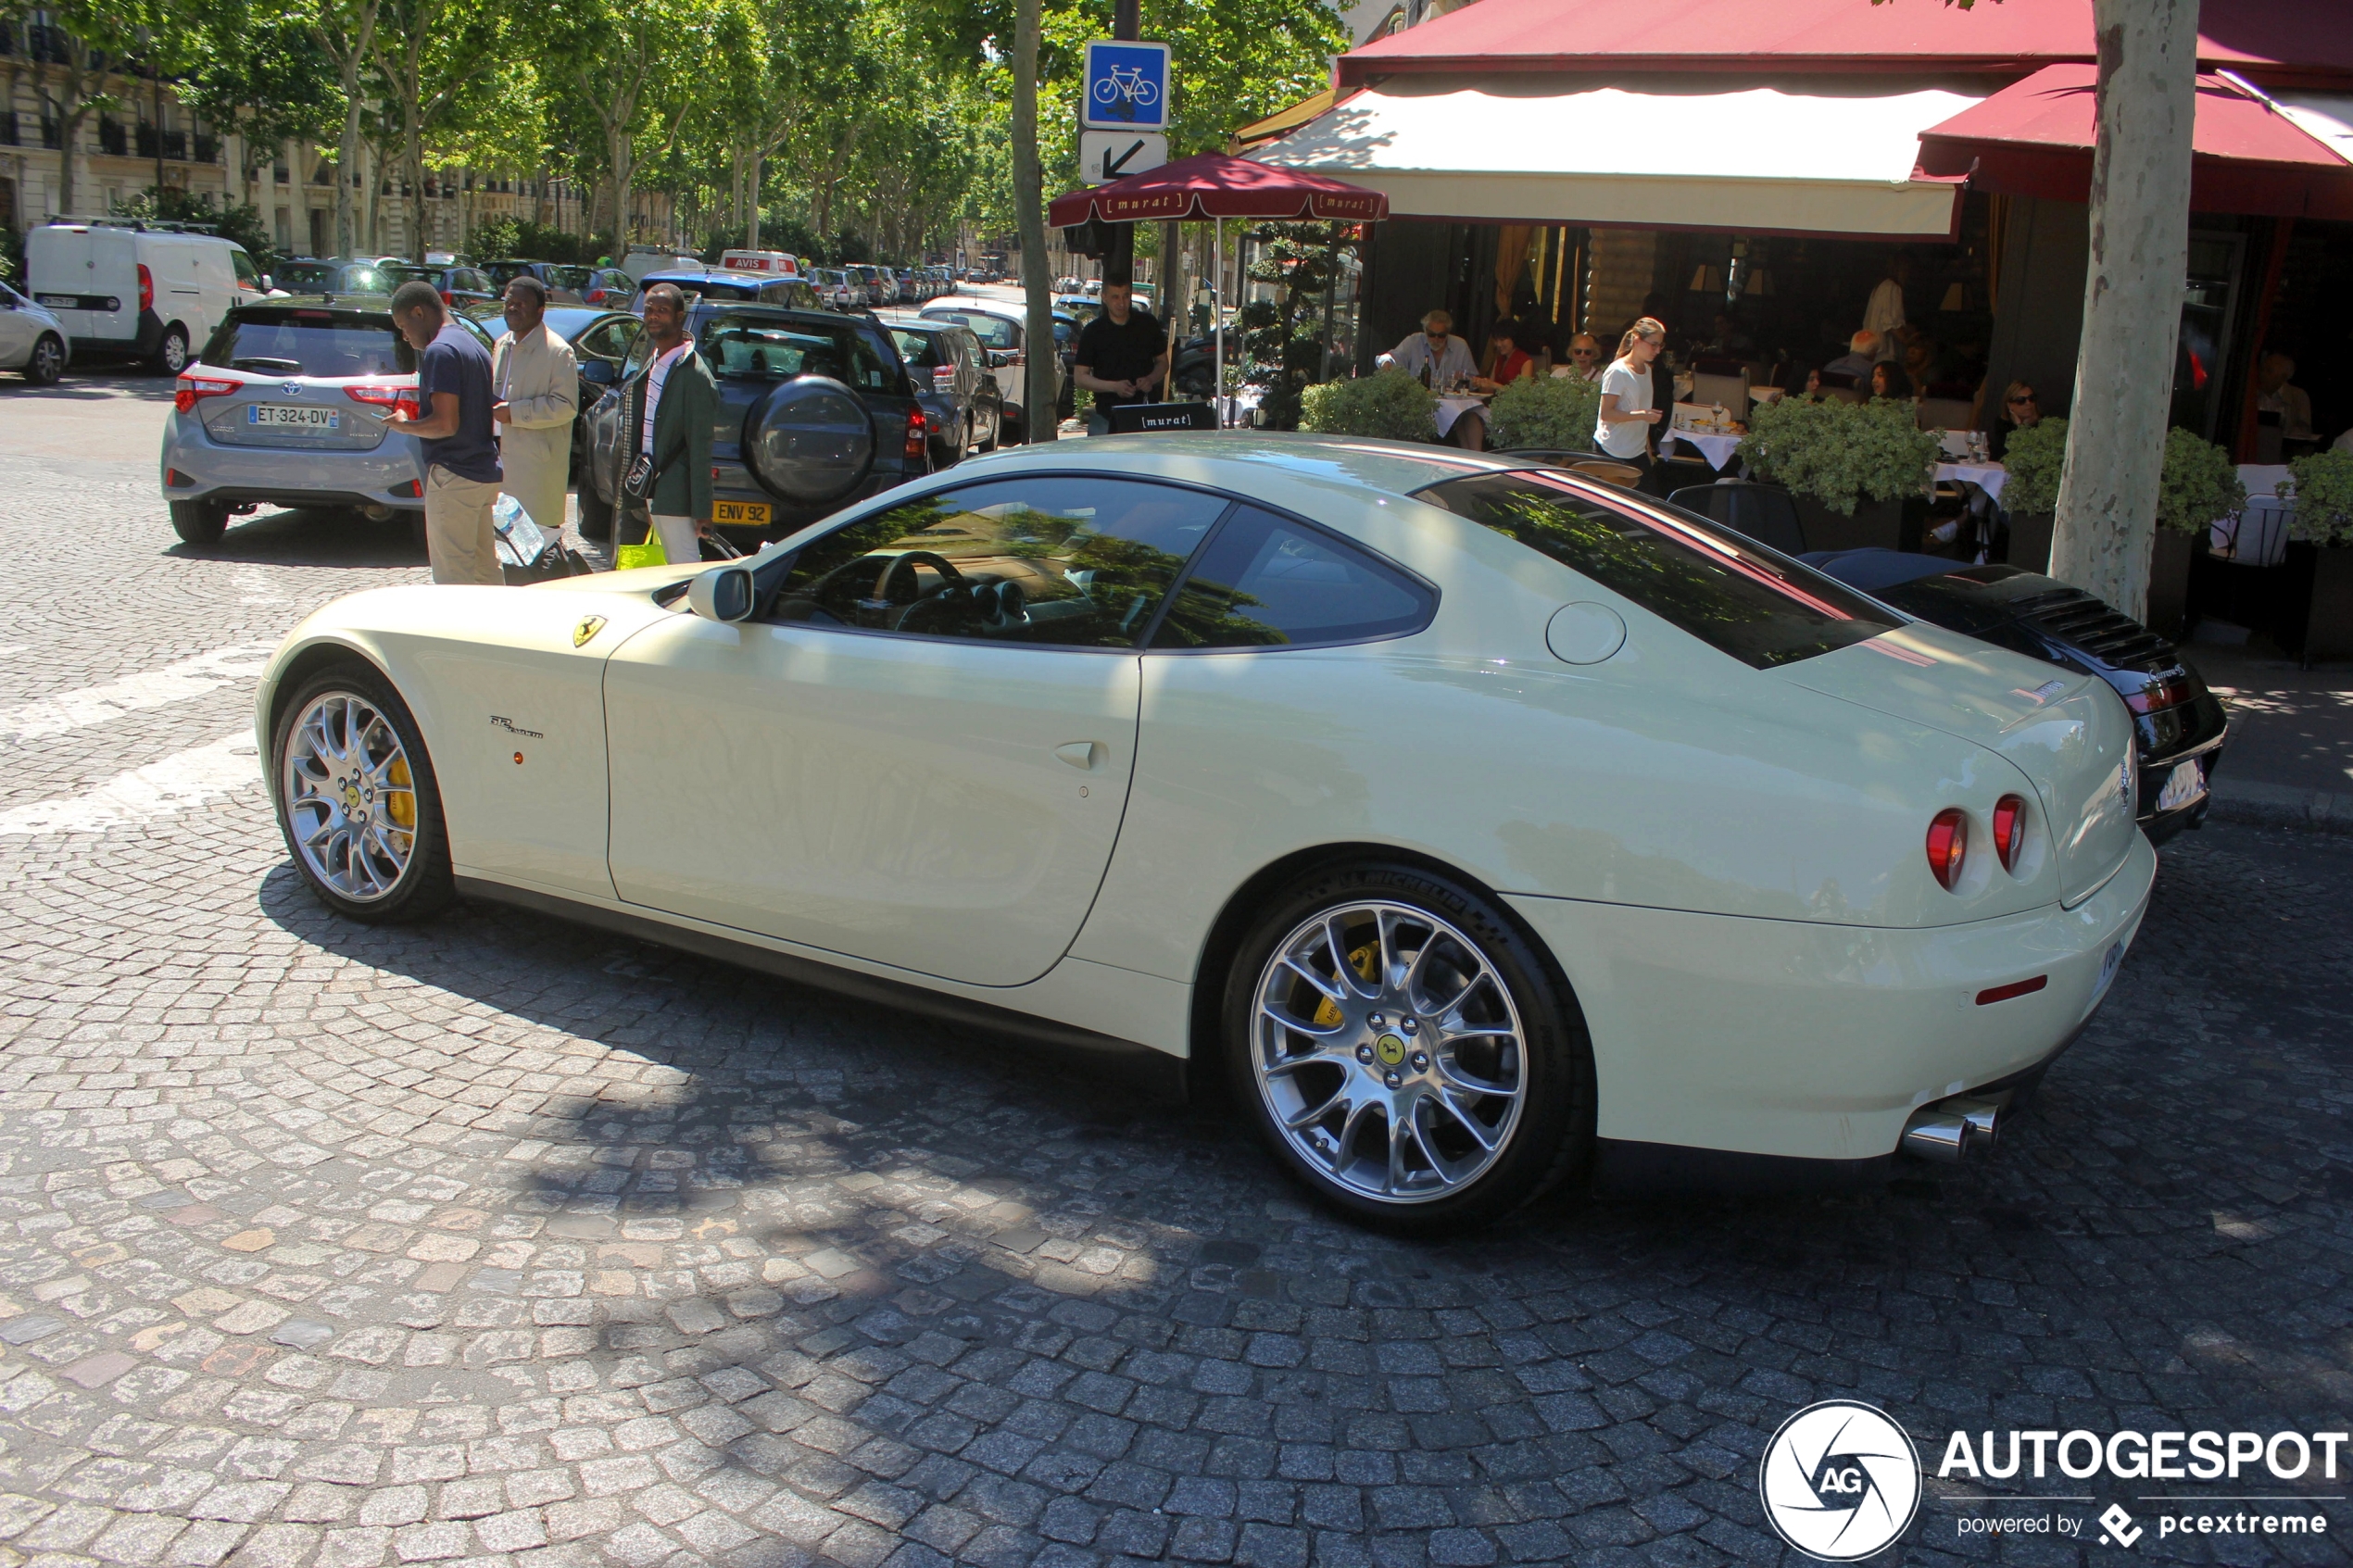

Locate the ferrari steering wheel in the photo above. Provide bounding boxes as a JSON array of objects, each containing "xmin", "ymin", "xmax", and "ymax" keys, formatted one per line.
[{"xmin": 872, "ymin": 550, "xmax": 966, "ymax": 630}]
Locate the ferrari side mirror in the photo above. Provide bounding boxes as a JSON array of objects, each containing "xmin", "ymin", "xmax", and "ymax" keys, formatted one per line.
[{"xmin": 688, "ymin": 564, "xmax": 754, "ymax": 623}]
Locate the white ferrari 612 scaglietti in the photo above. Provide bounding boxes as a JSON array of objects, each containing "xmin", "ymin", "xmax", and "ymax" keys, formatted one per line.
[{"xmin": 258, "ymin": 435, "xmax": 2152, "ymax": 1227}]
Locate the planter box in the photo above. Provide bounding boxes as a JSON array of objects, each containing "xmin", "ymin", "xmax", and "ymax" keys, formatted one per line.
[
  {"xmin": 2005, "ymin": 510, "xmax": 2055, "ymax": 573},
  {"xmin": 2145, "ymin": 529, "xmax": 2196, "ymax": 640},
  {"xmin": 1793, "ymin": 495, "xmax": 1903, "ymax": 555},
  {"xmin": 2277, "ymin": 542, "xmax": 2353, "ymax": 662}
]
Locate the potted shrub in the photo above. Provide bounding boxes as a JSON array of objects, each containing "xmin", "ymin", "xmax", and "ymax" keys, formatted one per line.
[
  {"xmin": 1300, "ymin": 368, "xmax": 1439, "ymax": 444},
  {"xmin": 2149, "ymin": 427, "xmax": 2243, "ymax": 639},
  {"xmin": 2282, "ymin": 448, "xmax": 2353, "ymax": 661},
  {"xmin": 1735, "ymin": 396, "xmax": 1938, "ymax": 552},
  {"xmin": 1996, "ymin": 418, "xmax": 2066, "ymax": 572},
  {"xmin": 1486, "ymin": 374, "xmax": 1602, "ymax": 454}
]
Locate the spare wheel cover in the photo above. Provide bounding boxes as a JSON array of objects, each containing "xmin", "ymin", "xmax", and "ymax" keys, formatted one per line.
[{"xmin": 746, "ymin": 375, "xmax": 875, "ymax": 506}]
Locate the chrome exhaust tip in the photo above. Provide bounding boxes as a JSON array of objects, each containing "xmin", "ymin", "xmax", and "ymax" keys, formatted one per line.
[{"xmin": 1900, "ymin": 1091, "xmax": 2012, "ymax": 1163}]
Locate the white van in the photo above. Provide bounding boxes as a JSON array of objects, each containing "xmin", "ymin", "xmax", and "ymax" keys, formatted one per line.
[{"xmin": 25, "ymin": 220, "xmax": 267, "ymax": 373}]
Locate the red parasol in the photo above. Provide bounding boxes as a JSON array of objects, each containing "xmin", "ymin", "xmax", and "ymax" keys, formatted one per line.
[{"xmin": 1049, "ymin": 151, "xmax": 1390, "ymax": 228}]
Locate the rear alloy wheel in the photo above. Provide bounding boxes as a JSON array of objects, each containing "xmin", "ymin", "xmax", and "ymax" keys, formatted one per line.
[
  {"xmin": 1226, "ymin": 863, "xmax": 1592, "ymax": 1231},
  {"xmin": 151, "ymin": 325, "xmax": 190, "ymax": 377},
  {"xmin": 169, "ymin": 498, "xmax": 230, "ymax": 546},
  {"xmin": 26, "ymin": 333, "xmax": 65, "ymax": 386},
  {"xmin": 272, "ymin": 666, "xmax": 453, "ymax": 922}
]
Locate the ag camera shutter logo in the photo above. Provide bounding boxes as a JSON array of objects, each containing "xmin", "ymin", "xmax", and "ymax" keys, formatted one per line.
[{"xmin": 1759, "ymin": 1400, "xmax": 1923, "ymax": 1560}]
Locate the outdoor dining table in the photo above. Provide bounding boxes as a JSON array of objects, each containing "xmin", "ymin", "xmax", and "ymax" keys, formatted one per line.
[
  {"xmin": 1435, "ymin": 393, "xmax": 1490, "ymax": 438},
  {"xmin": 1933, "ymin": 459, "xmax": 2007, "ymax": 503},
  {"xmin": 1667, "ymin": 428, "xmax": 1743, "ymax": 470}
]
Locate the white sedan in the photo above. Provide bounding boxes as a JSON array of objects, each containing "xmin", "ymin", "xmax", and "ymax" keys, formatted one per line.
[{"xmin": 256, "ymin": 436, "xmax": 2153, "ymax": 1228}]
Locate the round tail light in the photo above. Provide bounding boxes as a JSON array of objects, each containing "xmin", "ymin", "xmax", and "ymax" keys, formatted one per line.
[
  {"xmin": 1926, "ymin": 808, "xmax": 1968, "ymax": 891},
  {"xmin": 1991, "ymin": 795, "xmax": 2026, "ymax": 873}
]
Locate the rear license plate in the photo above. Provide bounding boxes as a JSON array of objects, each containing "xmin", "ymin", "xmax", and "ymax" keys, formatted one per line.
[
  {"xmin": 2155, "ymin": 758, "xmax": 2206, "ymax": 812},
  {"xmin": 35, "ymin": 295, "xmax": 74, "ymax": 308},
  {"xmin": 247, "ymin": 403, "xmax": 339, "ymax": 430},
  {"xmin": 711, "ymin": 500, "xmax": 771, "ymax": 527}
]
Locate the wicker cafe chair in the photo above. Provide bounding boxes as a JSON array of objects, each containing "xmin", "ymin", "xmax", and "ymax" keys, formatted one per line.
[{"xmin": 1666, "ymin": 479, "xmax": 1808, "ymax": 556}]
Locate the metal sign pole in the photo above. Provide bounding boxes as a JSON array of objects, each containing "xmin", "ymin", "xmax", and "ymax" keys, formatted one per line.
[{"xmin": 1213, "ymin": 215, "xmax": 1224, "ymax": 429}]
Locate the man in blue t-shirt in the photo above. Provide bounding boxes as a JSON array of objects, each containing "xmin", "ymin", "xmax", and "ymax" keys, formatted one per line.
[{"xmin": 389, "ymin": 281, "xmax": 503, "ymax": 584}]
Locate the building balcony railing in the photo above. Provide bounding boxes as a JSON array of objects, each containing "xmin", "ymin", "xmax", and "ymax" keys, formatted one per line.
[{"xmin": 98, "ymin": 118, "xmax": 126, "ymax": 156}]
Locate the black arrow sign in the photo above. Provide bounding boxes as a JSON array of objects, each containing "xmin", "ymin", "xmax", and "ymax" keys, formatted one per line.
[{"xmin": 1103, "ymin": 139, "xmax": 1146, "ymax": 180}]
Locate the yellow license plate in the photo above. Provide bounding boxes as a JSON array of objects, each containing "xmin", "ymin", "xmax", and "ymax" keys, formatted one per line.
[{"xmin": 711, "ymin": 500, "xmax": 771, "ymax": 527}]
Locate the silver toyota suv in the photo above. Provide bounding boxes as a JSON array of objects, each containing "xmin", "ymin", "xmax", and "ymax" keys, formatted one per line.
[{"xmin": 158, "ymin": 295, "xmax": 496, "ymax": 546}]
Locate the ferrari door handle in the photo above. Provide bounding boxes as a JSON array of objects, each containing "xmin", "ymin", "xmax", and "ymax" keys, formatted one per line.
[{"xmin": 1055, "ymin": 741, "xmax": 1104, "ymax": 771}]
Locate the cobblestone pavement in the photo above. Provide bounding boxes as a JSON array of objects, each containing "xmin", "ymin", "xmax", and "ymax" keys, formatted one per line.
[{"xmin": 0, "ymin": 411, "xmax": 2349, "ymax": 1568}]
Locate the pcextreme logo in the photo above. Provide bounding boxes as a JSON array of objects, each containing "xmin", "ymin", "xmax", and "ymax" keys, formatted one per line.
[{"xmin": 1759, "ymin": 1400, "xmax": 1923, "ymax": 1561}]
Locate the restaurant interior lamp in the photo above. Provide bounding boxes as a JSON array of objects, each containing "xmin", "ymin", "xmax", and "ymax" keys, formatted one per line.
[
  {"xmin": 1941, "ymin": 282, "xmax": 1967, "ymax": 311},
  {"xmin": 1688, "ymin": 264, "xmax": 1722, "ymax": 294},
  {"xmin": 1743, "ymin": 268, "xmax": 1773, "ymax": 297}
]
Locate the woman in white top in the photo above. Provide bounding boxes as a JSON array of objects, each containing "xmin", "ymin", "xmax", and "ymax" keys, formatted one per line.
[{"xmin": 1593, "ymin": 318, "xmax": 1666, "ymax": 470}]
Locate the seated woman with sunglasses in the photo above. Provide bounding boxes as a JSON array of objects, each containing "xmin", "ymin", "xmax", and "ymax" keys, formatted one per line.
[{"xmin": 1989, "ymin": 382, "xmax": 2041, "ymax": 460}]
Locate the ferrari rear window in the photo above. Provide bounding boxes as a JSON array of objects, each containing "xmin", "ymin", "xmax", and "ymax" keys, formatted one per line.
[{"xmin": 1415, "ymin": 471, "xmax": 1898, "ymax": 669}]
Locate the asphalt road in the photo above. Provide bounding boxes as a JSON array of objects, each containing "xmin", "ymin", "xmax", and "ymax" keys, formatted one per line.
[{"xmin": 0, "ymin": 371, "xmax": 2348, "ymax": 1568}]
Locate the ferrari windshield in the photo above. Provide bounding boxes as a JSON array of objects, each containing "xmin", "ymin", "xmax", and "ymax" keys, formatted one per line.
[{"xmin": 1415, "ymin": 470, "xmax": 1898, "ymax": 669}]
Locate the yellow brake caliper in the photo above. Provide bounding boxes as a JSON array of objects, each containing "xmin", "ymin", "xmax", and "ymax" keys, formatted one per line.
[
  {"xmin": 385, "ymin": 758, "xmax": 416, "ymax": 834},
  {"xmin": 1313, "ymin": 943, "xmax": 1379, "ymax": 1028}
]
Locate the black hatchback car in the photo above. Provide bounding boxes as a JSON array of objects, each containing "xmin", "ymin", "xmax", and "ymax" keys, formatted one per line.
[
  {"xmin": 1805, "ymin": 549, "xmax": 2228, "ymax": 842},
  {"xmin": 578, "ymin": 303, "xmax": 934, "ymax": 549}
]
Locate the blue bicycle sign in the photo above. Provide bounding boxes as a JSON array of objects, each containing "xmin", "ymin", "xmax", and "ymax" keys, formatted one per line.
[
  {"xmin": 1094, "ymin": 65, "xmax": 1158, "ymax": 108},
  {"xmin": 1081, "ymin": 41, "xmax": 1171, "ymax": 130}
]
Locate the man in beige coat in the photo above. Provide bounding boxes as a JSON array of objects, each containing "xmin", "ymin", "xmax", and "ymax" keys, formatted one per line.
[{"xmin": 490, "ymin": 276, "xmax": 578, "ymax": 540}]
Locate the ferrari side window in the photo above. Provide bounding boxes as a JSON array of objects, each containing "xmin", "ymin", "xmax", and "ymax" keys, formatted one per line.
[
  {"xmin": 767, "ymin": 477, "xmax": 1228, "ymax": 649},
  {"xmin": 1152, "ymin": 507, "xmax": 1434, "ymax": 650}
]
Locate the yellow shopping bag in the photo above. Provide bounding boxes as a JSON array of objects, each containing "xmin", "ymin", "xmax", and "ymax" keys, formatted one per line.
[{"xmin": 613, "ymin": 524, "xmax": 666, "ymax": 572}]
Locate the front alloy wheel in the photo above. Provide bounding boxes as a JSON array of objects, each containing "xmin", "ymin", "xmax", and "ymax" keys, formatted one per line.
[
  {"xmin": 273, "ymin": 668, "xmax": 453, "ymax": 922},
  {"xmin": 284, "ymin": 692, "xmax": 418, "ymax": 901}
]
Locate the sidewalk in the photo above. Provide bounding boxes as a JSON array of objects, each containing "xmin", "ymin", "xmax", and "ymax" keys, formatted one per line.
[{"xmin": 2184, "ymin": 634, "xmax": 2353, "ymax": 834}]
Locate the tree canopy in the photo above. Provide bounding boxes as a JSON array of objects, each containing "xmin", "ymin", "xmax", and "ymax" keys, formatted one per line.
[{"xmin": 117, "ymin": 0, "xmax": 1340, "ymax": 263}]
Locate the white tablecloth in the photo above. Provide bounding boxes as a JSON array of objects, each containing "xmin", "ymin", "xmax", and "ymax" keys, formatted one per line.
[
  {"xmin": 1435, "ymin": 395, "xmax": 1487, "ymax": 438},
  {"xmin": 2238, "ymin": 463, "xmax": 2295, "ymax": 503},
  {"xmin": 1669, "ymin": 429, "xmax": 1743, "ymax": 470},
  {"xmin": 1934, "ymin": 460, "xmax": 2007, "ymax": 503}
]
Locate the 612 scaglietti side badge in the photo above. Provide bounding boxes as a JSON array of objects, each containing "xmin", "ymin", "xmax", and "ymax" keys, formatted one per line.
[{"xmin": 573, "ymin": 615, "xmax": 606, "ymax": 648}]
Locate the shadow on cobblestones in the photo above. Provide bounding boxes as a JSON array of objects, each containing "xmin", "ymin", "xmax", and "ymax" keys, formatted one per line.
[
  {"xmin": 1, "ymin": 806, "xmax": 2349, "ymax": 1568},
  {"xmin": 167, "ymin": 510, "xmax": 428, "ymax": 571}
]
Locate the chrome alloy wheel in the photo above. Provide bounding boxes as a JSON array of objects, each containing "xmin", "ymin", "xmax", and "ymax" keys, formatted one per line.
[
  {"xmin": 1251, "ymin": 901, "xmax": 1529, "ymax": 1204},
  {"xmin": 283, "ymin": 692, "xmax": 418, "ymax": 903}
]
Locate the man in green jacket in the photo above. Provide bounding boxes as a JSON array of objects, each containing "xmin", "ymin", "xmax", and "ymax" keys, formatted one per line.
[{"xmin": 620, "ymin": 282, "xmax": 718, "ymax": 565}]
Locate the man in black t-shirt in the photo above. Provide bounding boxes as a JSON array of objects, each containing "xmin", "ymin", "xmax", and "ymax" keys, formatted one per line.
[{"xmin": 1073, "ymin": 282, "xmax": 1167, "ymax": 434}]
